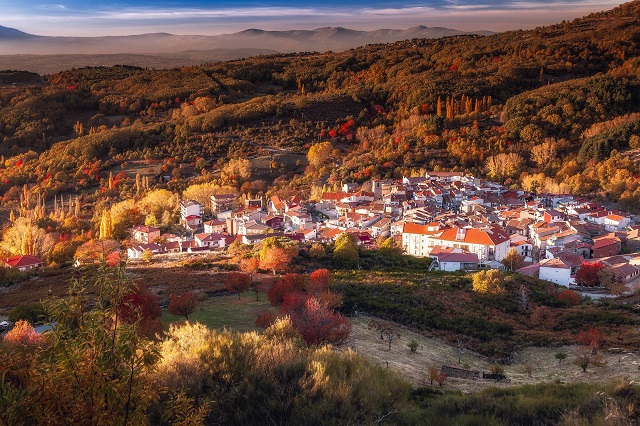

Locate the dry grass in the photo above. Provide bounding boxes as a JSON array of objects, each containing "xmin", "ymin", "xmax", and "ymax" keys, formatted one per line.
[{"xmin": 346, "ymin": 316, "xmax": 640, "ymax": 392}]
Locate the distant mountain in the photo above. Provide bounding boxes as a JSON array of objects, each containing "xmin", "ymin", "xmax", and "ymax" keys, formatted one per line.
[
  {"xmin": 0, "ymin": 24, "xmax": 494, "ymax": 56},
  {"xmin": 0, "ymin": 25, "xmax": 38, "ymax": 39}
]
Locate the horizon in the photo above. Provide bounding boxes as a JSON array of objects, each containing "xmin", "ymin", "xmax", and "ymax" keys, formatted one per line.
[{"xmin": 2, "ymin": 0, "xmax": 625, "ymax": 37}]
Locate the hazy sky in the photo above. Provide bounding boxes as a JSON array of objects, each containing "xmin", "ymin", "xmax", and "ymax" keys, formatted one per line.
[{"xmin": 2, "ymin": 0, "xmax": 625, "ymax": 36}]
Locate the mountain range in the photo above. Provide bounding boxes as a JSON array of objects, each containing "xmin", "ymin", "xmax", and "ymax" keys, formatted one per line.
[{"xmin": 0, "ymin": 25, "xmax": 493, "ymax": 55}]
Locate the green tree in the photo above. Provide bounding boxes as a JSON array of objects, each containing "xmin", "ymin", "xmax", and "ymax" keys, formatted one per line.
[{"xmin": 333, "ymin": 233, "xmax": 359, "ymax": 268}]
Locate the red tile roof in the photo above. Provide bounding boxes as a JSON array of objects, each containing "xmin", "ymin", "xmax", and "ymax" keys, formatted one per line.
[{"xmin": 3, "ymin": 255, "xmax": 43, "ymax": 268}]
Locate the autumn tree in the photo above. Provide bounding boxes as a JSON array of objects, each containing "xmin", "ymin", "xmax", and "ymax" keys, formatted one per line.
[
  {"xmin": 575, "ymin": 261, "xmax": 606, "ymax": 287},
  {"xmin": 309, "ymin": 243, "xmax": 325, "ymax": 259},
  {"xmin": 427, "ymin": 366, "xmax": 448, "ymax": 387},
  {"xmin": 309, "ymin": 268, "xmax": 333, "ymax": 293},
  {"xmin": 260, "ymin": 246, "xmax": 292, "ymax": 275},
  {"xmin": 378, "ymin": 237, "xmax": 402, "ymax": 257},
  {"xmin": 472, "ymin": 270, "xmax": 505, "ymax": 295},
  {"xmin": 501, "ymin": 248, "xmax": 524, "ymax": 271},
  {"xmin": 120, "ymin": 284, "xmax": 162, "ymax": 339},
  {"xmin": 531, "ymin": 139, "xmax": 557, "ymax": 168},
  {"xmin": 3, "ymin": 320, "xmax": 42, "ymax": 346},
  {"xmin": 307, "ymin": 141, "xmax": 333, "ymax": 168},
  {"xmin": 168, "ymin": 291, "xmax": 198, "ymax": 320},
  {"xmin": 578, "ymin": 327, "xmax": 605, "ymax": 354},
  {"xmin": 259, "ymin": 236, "xmax": 296, "ymax": 275},
  {"xmin": 1, "ymin": 217, "xmax": 56, "ymax": 258},
  {"xmin": 557, "ymin": 289, "xmax": 581, "ymax": 305},
  {"xmin": 368, "ymin": 319, "xmax": 400, "ymax": 350},
  {"xmin": 74, "ymin": 239, "xmax": 120, "ymax": 265},
  {"xmin": 333, "ymin": 233, "xmax": 359, "ymax": 268},
  {"xmin": 290, "ymin": 298, "xmax": 351, "ymax": 346},
  {"xmin": 224, "ymin": 272, "xmax": 252, "ymax": 299}
]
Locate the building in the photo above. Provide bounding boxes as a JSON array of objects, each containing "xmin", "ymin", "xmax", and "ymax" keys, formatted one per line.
[
  {"xmin": 180, "ymin": 200, "xmax": 204, "ymax": 221},
  {"xmin": 539, "ymin": 258, "xmax": 572, "ymax": 287},
  {"xmin": 3, "ymin": 255, "xmax": 44, "ymax": 272},
  {"xmin": 129, "ymin": 225, "xmax": 161, "ymax": 244},
  {"xmin": 211, "ymin": 193, "xmax": 237, "ymax": 216},
  {"xmin": 203, "ymin": 219, "xmax": 227, "ymax": 234},
  {"xmin": 410, "ymin": 225, "xmax": 511, "ymax": 262}
]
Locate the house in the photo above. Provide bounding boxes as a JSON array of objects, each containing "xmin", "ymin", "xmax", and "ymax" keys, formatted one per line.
[
  {"xmin": 194, "ymin": 233, "xmax": 228, "ymax": 249},
  {"xmin": 592, "ymin": 236, "xmax": 621, "ymax": 258},
  {"xmin": 127, "ymin": 244, "xmax": 166, "ymax": 259},
  {"xmin": 211, "ymin": 193, "xmax": 237, "ymax": 216},
  {"xmin": 3, "ymin": 255, "xmax": 44, "ymax": 272},
  {"xmin": 129, "ymin": 225, "xmax": 161, "ymax": 244},
  {"xmin": 604, "ymin": 214, "xmax": 631, "ymax": 232},
  {"xmin": 429, "ymin": 247, "xmax": 479, "ymax": 271},
  {"xmin": 415, "ymin": 225, "xmax": 511, "ymax": 262},
  {"xmin": 204, "ymin": 219, "xmax": 227, "ymax": 234},
  {"xmin": 539, "ymin": 258, "xmax": 572, "ymax": 287},
  {"xmin": 180, "ymin": 200, "xmax": 204, "ymax": 220}
]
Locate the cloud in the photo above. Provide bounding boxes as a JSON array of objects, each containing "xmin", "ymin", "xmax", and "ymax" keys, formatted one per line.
[{"xmin": 1, "ymin": 0, "xmax": 623, "ymax": 36}]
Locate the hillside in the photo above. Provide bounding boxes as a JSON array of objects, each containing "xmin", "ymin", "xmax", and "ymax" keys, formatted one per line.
[{"xmin": 0, "ymin": 1, "xmax": 640, "ymax": 212}]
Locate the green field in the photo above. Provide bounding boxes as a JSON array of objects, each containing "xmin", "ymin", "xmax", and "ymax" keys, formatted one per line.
[{"xmin": 162, "ymin": 291, "xmax": 277, "ymax": 332}]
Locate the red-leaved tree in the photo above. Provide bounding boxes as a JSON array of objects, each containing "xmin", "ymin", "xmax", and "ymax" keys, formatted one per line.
[
  {"xmin": 578, "ymin": 327, "xmax": 605, "ymax": 353},
  {"xmin": 119, "ymin": 285, "xmax": 162, "ymax": 338},
  {"xmin": 309, "ymin": 269, "xmax": 333, "ymax": 293},
  {"xmin": 290, "ymin": 298, "xmax": 351, "ymax": 346},
  {"xmin": 224, "ymin": 272, "xmax": 252, "ymax": 299},
  {"xmin": 255, "ymin": 310, "xmax": 277, "ymax": 329},
  {"xmin": 575, "ymin": 261, "xmax": 605, "ymax": 287},
  {"xmin": 260, "ymin": 247, "xmax": 292, "ymax": 275},
  {"xmin": 168, "ymin": 291, "xmax": 198, "ymax": 320},
  {"xmin": 3, "ymin": 320, "xmax": 42, "ymax": 346},
  {"xmin": 267, "ymin": 273, "xmax": 307, "ymax": 306},
  {"xmin": 557, "ymin": 289, "xmax": 581, "ymax": 305}
]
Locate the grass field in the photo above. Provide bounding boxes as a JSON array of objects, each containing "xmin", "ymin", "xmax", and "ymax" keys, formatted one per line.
[{"xmin": 162, "ymin": 291, "xmax": 277, "ymax": 332}]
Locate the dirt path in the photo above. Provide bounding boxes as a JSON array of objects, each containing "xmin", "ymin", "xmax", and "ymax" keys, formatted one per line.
[{"xmin": 346, "ymin": 316, "xmax": 640, "ymax": 392}]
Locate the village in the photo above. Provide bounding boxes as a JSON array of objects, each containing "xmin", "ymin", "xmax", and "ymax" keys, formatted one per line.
[{"xmin": 104, "ymin": 170, "xmax": 640, "ymax": 292}]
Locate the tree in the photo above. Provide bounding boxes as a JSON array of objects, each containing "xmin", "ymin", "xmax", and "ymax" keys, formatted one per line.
[
  {"xmin": 575, "ymin": 261, "xmax": 606, "ymax": 287},
  {"xmin": 333, "ymin": 233, "xmax": 359, "ymax": 268},
  {"xmin": 168, "ymin": 291, "xmax": 198, "ymax": 320},
  {"xmin": 260, "ymin": 246, "xmax": 292, "ymax": 275},
  {"xmin": 309, "ymin": 243, "xmax": 325, "ymax": 259},
  {"xmin": 309, "ymin": 268, "xmax": 333, "ymax": 293},
  {"xmin": 307, "ymin": 141, "xmax": 333, "ymax": 168},
  {"xmin": 516, "ymin": 285, "xmax": 529, "ymax": 310},
  {"xmin": 255, "ymin": 310, "xmax": 277, "ymax": 329},
  {"xmin": 555, "ymin": 351, "xmax": 568, "ymax": 365},
  {"xmin": 368, "ymin": 319, "xmax": 400, "ymax": 350},
  {"xmin": 74, "ymin": 239, "xmax": 120, "ymax": 265},
  {"xmin": 472, "ymin": 270, "xmax": 505, "ymax": 295},
  {"xmin": 120, "ymin": 284, "xmax": 162, "ymax": 339},
  {"xmin": 378, "ymin": 237, "xmax": 402, "ymax": 257},
  {"xmin": 531, "ymin": 139, "xmax": 557, "ymax": 168},
  {"xmin": 3, "ymin": 320, "xmax": 42, "ymax": 346},
  {"xmin": 557, "ymin": 289, "xmax": 581, "ymax": 305},
  {"xmin": 574, "ymin": 352, "xmax": 591, "ymax": 372},
  {"xmin": 224, "ymin": 272, "xmax": 252, "ymax": 299},
  {"xmin": 501, "ymin": 248, "xmax": 524, "ymax": 271},
  {"xmin": 290, "ymin": 298, "xmax": 351, "ymax": 346},
  {"xmin": 1, "ymin": 217, "xmax": 56, "ymax": 258},
  {"xmin": 578, "ymin": 327, "xmax": 605, "ymax": 354},
  {"xmin": 427, "ymin": 365, "xmax": 447, "ymax": 387},
  {"xmin": 141, "ymin": 250, "xmax": 154, "ymax": 264}
]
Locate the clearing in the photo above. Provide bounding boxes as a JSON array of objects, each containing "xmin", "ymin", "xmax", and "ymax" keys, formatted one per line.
[{"xmin": 347, "ymin": 316, "xmax": 640, "ymax": 392}]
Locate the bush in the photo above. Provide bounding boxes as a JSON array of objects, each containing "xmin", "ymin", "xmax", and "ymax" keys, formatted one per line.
[{"xmin": 9, "ymin": 303, "xmax": 45, "ymax": 324}]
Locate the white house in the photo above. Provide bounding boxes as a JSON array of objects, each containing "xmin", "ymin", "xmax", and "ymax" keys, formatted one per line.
[
  {"xmin": 539, "ymin": 258, "xmax": 573, "ymax": 287},
  {"xmin": 194, "ymin": 233, "xmax": 228, "ymax": 249},
  {"xmin": 604, "ymin": 214, "xmax": 631, "ymax": 232},
  {"xmin": 408, "ymin": 225, "xmax": 510, "ymax": 262}
]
